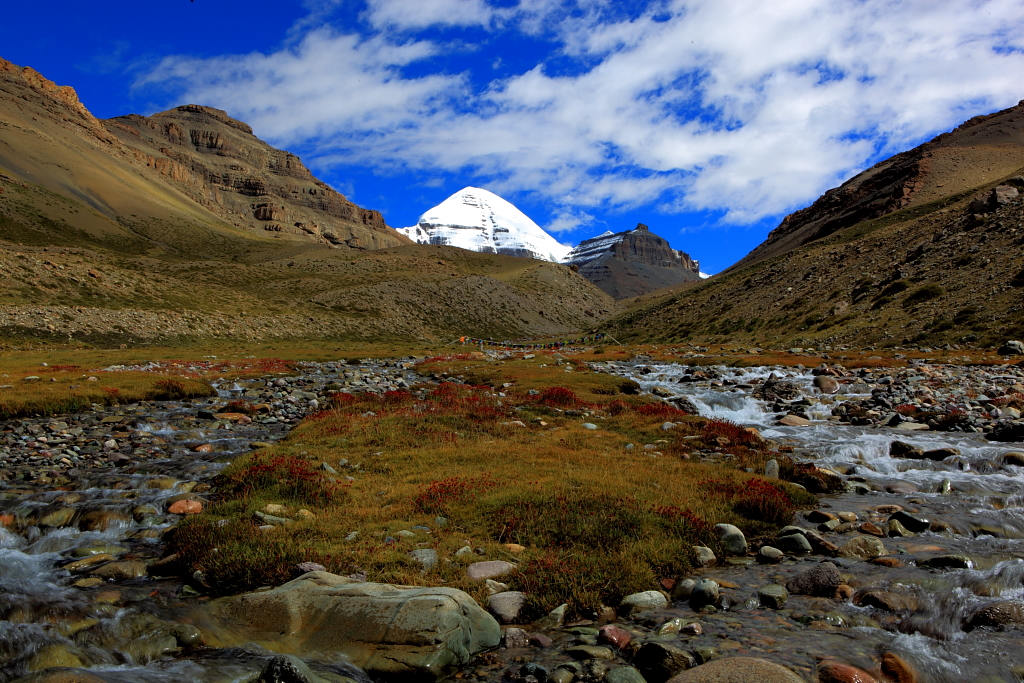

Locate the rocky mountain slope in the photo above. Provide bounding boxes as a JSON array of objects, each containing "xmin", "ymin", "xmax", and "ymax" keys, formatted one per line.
[
  {"xmin": 608, "ymin": 101, "xmax": 1024, "ymax": 348},
  {"xmin": 739, "ymin": 100, "xmax": 1024, "ymax": 269},
  {"xmin": 105, "ymin": 105, "xmax": 404, "ymax": 249},
  {"xmin": 0, "ymin": 57, "xmax": 612, "ymax": 344},
  {"xmin": 566, "ymin": 223, "xmax": 701, "ymax": 299},
  {"xmin": 398, "ymin": 187, "xmax": 571, "ymax": 262}
]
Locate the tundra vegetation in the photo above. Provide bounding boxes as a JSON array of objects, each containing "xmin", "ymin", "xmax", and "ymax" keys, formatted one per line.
[{"xmin": 166, "ymin": 352, "xmax": 813, "ymax": 618}]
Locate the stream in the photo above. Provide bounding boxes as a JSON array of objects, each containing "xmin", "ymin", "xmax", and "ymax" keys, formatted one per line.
[{"xmin": 0, "ymin": 359, "xmax": 419, "ymax": 682}]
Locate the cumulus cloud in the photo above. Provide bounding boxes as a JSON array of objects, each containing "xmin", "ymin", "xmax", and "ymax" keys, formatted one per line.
[{"xmin": 139, "ymin": 0, "xmax": 1024, "ymax": 226}]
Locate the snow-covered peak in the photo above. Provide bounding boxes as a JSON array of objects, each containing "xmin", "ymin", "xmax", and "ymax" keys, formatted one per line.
[{"xmin": 397, "ymin": 186, "xmax": 571, "ymax": 262}]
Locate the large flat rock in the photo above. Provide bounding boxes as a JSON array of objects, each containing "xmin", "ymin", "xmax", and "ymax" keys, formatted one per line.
[{"xmin": 190, "ymin": 571, "xmax": 500, "ymax": 681}]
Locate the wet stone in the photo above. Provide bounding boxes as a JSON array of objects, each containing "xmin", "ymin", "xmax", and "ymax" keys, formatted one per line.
[
  {"xmin": 839, "ymin": 535, "xmax": 887, "ymax": 560},
  {"xmin": 690, "ymin": 579, "xmax": 720, "ymax": 609},
  {"xmin": 918, "ymin": 554, "xmax": 973, "ymax": 569},
  {"xmin": 757, "ymin": 584, "xmax": 788, "ymax": 609},
  {"xmin": 714, "ymin": 523, "xmax": 747, "ymax": 555},
  {"xmin": 786, "ymin": 561, "xmax": 841, "ymax": 597}
]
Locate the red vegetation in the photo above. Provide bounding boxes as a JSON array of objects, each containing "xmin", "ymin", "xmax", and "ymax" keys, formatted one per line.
[
  {"xmin": 536, "ymin": 386, "xmax": 583, "ymax": 408},
  {"xmin": 223, "ymin": 454, "xmax": 342, "ymax": 506},
  {"xmin": 652, "ymin": 504, "xmax": 714, "ymax": 539},
  {"xmin": 702, "ymin": 418, "xmax": 759, "ymax": 445},
  {"xmin": 414, "ymin": 474, "xmax": 497, "ymax": 513},
  {"xmin": 733, "ymin": 478, "xmax": 795, "ymax": 524}
]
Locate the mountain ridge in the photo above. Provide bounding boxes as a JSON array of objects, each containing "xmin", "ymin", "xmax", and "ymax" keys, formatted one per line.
[
  {"xmin": 0, "ymin": 56, "xmax": 613, "ymax": 344},
  {"xmin": 608, "ymin": 100, "xmax": 1024, "ymax": 348}
]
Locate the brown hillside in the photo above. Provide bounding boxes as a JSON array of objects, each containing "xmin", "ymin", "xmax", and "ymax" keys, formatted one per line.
[
  {"xmin": 739, "ymin": 100, "xmax": 1024, "ymax": 269},
  {"xmin": 609, "ymin": 102, "xmax": 1024, "ymax": 349}
]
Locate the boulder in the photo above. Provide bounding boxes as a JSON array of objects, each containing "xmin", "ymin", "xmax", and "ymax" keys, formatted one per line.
[
  {"xmin": 839, "ymin": 535, "xmax": 887, "ymax": 560},
  {"xmin": 190, "ymin": 571, "xmax": 500, "ymax": 680},
  {"xmin": 786, "ymin": 561, "xmax": 841, "ymax": 597},
  {"xmin": 713, "ymin": 523, "xmax": 747, "ymax": 555},
  {"xmin": 818, "ymin": 660, "xmax": 879, "ymax": 682},
  {"xmin": 814, "ymin": 376, "xmax": 839, "ymax": 394},
  {"xmin": 999, "ymin": 340, "xmax": 1024, "ymax": 356},
  {"xmin": 619, "ymin": 590, "xmax": 668, "ymax": 615},
  {"xmin": 964, "ymin": 600, "xmax": 1024, "ymax": 630},
  {"xmin": 634, "ymin": 642, "xmax": 697, "ymax": 682},
  {"xmin": 666, "ymin": 656, "xmax": 803, "ymax": 682},
  {"xmin": 889, "ymin": 441, "xmax": 924, "ymax": 459},
  {"xmin": 689, "ymin": 579, "xmax": 720, "ymax": 609},
  {"xmin": 987, "ymin": 422, "xmax": 1024, "ymax": 442},
  {"xmin": 487, "ymin": 591, "xmax": 526, "ymax": 624},
  {"xmin": 466, "ymin": 560, "xmax": 515, "ymax": 581}
]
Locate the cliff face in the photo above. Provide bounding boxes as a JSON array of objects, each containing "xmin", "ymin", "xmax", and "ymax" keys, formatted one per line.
[
  {"xmin": 566, "ymin": 224, "xmax": 701, "ymax": 299},
  {"xmin": 738, "ymin": 100, "xmax": 1024, "ymax": 268},
  {"xmin": 104, "ymin": 105, "xmax": 405, "ymax": 249}
]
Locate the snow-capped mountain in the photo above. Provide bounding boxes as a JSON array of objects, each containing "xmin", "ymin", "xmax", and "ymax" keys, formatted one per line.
[{"xmin": 397, "ymin": 187, "xmax": 571, "ymax": 262}]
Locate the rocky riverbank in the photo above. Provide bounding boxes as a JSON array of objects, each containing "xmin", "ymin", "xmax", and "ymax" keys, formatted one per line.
[{"xmin": 4, "ymin": 351, "xmax": 1024, "ymax": 682}]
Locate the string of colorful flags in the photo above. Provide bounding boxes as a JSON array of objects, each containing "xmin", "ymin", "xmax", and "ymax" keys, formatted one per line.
[{"xmin": 458, "ymin": 332, "xmax": 607, "ymax": 350}]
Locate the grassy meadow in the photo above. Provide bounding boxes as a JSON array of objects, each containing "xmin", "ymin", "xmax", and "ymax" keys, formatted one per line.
[{"xmin": 165, "ymin": 351, "xmax": 814, "ymax": 618}]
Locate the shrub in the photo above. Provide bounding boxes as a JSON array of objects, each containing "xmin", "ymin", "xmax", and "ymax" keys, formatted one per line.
[
  {"xmin": 151, "ymin": 378, "xmax": 188, "ymax": 400},
  {"xmin": 536, "ymin": 386, "xmax": 582, "ymax": 408},
  {"xmin": 733, "ymin": 478, "xmax": 795, "ymax": 525},
  {"xmin": 902, "ymin": 283, "xmax": 945, "ymax": 308},
  {"xmin": 219, "ymin": 454, "xmax": 343, "ymax": 506},
  {"xmin": 166, "ymin": 517, "xmax": 335, "ymax": 594},
  {"xmin": 413, "ymin": 474, "xmax": 497, "ymax": 514},
  {"xmin": 702, "ymin": 419, "xmax": 760, "ymax": 446}
]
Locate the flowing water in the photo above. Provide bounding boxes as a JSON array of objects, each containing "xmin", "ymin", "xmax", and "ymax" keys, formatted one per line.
[
  {"xmin": 0, "ymin": 361, "xmax": 416, "ymax": 682},
  {"xmin": 594, "ymin": 359, "xmax": 1024, "ymax": 681}
]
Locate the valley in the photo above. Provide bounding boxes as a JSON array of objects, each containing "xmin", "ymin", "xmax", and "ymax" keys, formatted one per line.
[{"xmin": 1, "ymin": 38, "xmax": 1024, "ymax": 683}]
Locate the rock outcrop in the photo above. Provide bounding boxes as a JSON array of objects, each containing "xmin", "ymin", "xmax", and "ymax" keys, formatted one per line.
[
  {"xmin": 566, "ymin": 223, "xmax": 701, "ymax": 299},
  {"xmin": 105, "ymin": 105, "xmax": 405, "ymax": 249},
  {"xmin": 190, "ymin": 571, "xmax": 500, "ymax": 681}
]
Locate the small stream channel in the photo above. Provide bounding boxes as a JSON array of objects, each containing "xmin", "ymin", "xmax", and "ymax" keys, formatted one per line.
[{"xmin": 0, "ymin": 360, "xmax": 419, "ymax": 682}]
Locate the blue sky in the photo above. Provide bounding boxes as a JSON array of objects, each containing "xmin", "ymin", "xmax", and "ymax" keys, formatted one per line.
[{"xmin": 3, "ymin": 1, "xmax": 1024, "ymax": 273}]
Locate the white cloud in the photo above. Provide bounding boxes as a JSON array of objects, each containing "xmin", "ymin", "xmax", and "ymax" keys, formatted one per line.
[
  {"xmin": 364, "ymin": 0, "xmax": 493, "ymax": 30},
  {"xmin": 545, "ymin": 209, "xmax": 595, "ymax": 234},
  {"xmin": 139, "ymin": 0, "xmax": 1024, "ymax": 226}
]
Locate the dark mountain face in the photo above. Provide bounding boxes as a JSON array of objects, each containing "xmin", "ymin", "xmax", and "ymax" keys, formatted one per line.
[{"xmin": 566, "ymin": 223, "xmax": 701, "ymax": 299}]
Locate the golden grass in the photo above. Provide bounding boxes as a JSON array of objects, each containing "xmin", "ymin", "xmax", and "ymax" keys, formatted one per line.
[
  {"xmin": 168, "ymin": 354, "xmax": 811, "ymax": 619},
  {"xmin": 0, "ymin": 369, "xmax": 214, "ymax": 419}
]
